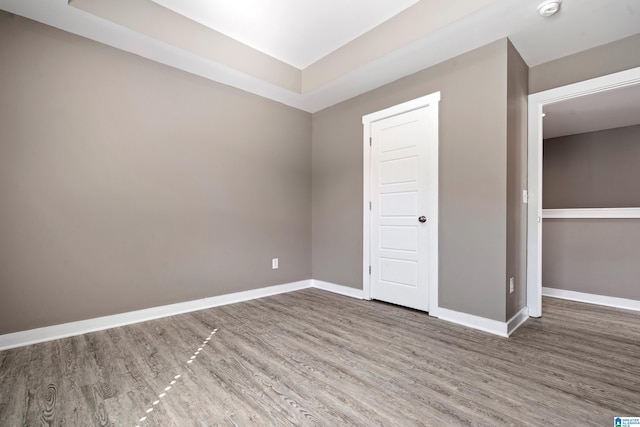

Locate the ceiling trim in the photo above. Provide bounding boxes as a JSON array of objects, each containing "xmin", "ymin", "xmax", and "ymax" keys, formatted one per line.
[
  {"xmin": 70, "ymin": 0, "xmax": 302, "ymax": 92},
  {"xmin": 300, "ymin": 0, "xmax": 500, "ymax": 93},
  {"xmin": 2, "ymin": 0, "xmax": 640, "ymax": 113},
  {"xmin": 0, "ymin": 0, "xmax": 514, "ymax": 112}
]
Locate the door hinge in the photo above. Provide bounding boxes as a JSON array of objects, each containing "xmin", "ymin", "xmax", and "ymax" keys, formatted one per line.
[
  {"xmin": 369, "ymin": 137, "xmax": 372, "ymax": 146},
  {"xmin": 369, "ymin": 266, "xmax": 371, "ymax": 274},
  {"xmin": 369, "ymin": 201, "xmax": 372, "ymax": 210}
]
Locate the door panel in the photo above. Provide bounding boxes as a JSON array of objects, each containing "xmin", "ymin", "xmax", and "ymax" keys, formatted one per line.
[
  {"xmin": 380, "ymin": 226, "xmax": 417, "ymax": 251},
  {"xmin": 380, "ymin": 192, "xmax": 417, "ymax": 217},
  {"xmin": 380, "ymin": 258, "xmax": 418, "ymax": 286},
  {"xmin": 380, "ymin": 157, "xmax": 418, "ymax": 184}
]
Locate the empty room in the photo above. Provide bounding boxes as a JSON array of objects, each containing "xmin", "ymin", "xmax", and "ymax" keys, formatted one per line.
[{"xmin": 1, "ymin": 0, "xmax": 639, "ymax": 425}]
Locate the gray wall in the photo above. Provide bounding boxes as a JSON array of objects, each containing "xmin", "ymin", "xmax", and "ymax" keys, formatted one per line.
[
  {"xmin": 543, "ymin": 125, "xmax": 640, "ymax": 209},
  {"xmin": 20, "ymin": 3, "xmax": 639, "ymax": 333},
  {"xmin": 543, "ymin": 219, "xmax": 640, "ymax": 300},
  {"xmin": 0, "ymin": 13, "xmax": 312, "ymax": 335},
  {"xmin": 506, "ymin": 41, "xmax": 529, "ymax": 319},
  {"xmin": 313, "ymin": 39, "xmax": 519, "ymax": 322},
  {"xmin": 530, "ymin": 33, "xmax": 640, "ymax": 94}
]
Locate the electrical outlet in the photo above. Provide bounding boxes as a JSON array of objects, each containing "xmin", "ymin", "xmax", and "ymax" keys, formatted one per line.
[
  {"xmin": 272, "ymin": 258, "xmax": 278, "ymax": 269},
  {"xmin": 509, "ymin": 277, "xmax": 515, "ymax": 294}
]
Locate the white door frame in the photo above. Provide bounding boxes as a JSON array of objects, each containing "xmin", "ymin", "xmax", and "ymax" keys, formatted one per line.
[
  {"xmin": 362, "ymin": 92, "xmax": 440, "ymax": 316},
  {"xmin": 527, "ymin": 67, "xmax": 640, "ymax": 317}
]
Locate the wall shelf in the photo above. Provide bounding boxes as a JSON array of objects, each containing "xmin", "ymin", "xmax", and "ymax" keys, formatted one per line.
[{"xmin": 542, "ymin": 208, "xmax": 640, "ymax": 219}]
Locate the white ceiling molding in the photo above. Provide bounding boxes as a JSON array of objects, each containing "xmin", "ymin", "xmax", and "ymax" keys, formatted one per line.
[
  {"xmin": 70, "ymin": 0, "xmax": 302, "ymax": 92},
  {"xmin": 1, "ymin": 0, "xmax": 639, "ymax": 113},
  {"xmin": 0, "ymin": 0, "xmax": 306, "ymax": 108}
]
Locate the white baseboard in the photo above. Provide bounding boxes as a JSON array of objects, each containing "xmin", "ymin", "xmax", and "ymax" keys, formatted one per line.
[
  {"xmin": 312, "ymin": 280, "xmax": 365, "ymax": 299},
  {"xmin": 0, "ymin": 280, "xmax": 312, "ymax": 351},
  {"xmin": 507, "ymin": 306, "xmax": 529, "ymax": 336},
  {"xmin": 436, "ymin": 308, "xmax": 509, "ymax": 338},
  {"xmin": 437, "ymin": 306, "xmax": 530, "ymax": 338},
  {"xmin": 313, "ymin": 280, "xmax": 532, "ymax": 337},
  {"xmin": 542, "ymin": 287, "xmax": 640, "ymax": 312},
  {"xmin": 1, "ymin": 278, "xmax": 538, "ymax": 351}
]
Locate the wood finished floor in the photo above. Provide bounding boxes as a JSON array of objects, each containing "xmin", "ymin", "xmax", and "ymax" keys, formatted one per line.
[{"xmin": 0, "ymin": 289, "xmax": 639, "ymax": 426}]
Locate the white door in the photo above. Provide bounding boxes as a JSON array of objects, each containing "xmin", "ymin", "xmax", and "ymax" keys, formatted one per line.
[{"xmin": 367, "ymin": 100, "xmax": 438, "ymax": 312}]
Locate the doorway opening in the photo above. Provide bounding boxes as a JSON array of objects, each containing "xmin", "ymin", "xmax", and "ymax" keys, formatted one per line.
[{"xmin": 527, "ymin": 67, "xmax": 640, "ymax": 317}]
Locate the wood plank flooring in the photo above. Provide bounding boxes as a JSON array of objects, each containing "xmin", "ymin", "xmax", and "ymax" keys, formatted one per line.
[{"xmin": 1, "ymin": 289, "xmax": 639, "ymax": 426}]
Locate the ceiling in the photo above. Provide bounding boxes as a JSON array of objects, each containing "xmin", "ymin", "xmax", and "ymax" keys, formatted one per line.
[
  {"xmin": 543, "ymin": 83, "xmax": 640, "ymax": 139},
  {"xmin": 1, "ymin": 0, "xmax": 640, "ymax": 113},
  {"xmin": 149, "ymin": 0, "xmax": 420, "ymax": 69}
]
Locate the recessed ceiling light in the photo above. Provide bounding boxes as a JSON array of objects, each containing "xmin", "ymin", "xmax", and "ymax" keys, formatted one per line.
[{"xmin": 537, "ymin": 0, "xmax": 561, "ymax": 17}]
